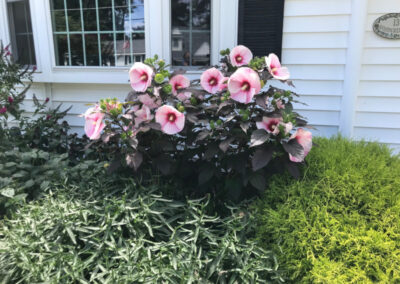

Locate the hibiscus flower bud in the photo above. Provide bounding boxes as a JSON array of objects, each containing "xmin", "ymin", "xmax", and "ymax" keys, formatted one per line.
[
  {"xmin": 190, "ymin": 97, "xmax": 197, "ymax": 105},
  {"xmin": 162, "ymin": 84, "xmax": 172, "ymax": 94},
  {"xmin": 177, "ymin": 105, "xmax": 185, "ymax": 112},
  {"xmin": 0, "ymin": 107, "xmax": 7, "ymax": 114},
  {"xmin": 8, "ymin": 96, "xmax": 13, "ymax": 104},
  {"xmin": 216, "ymin": 119, "xmax": 222, "ymax": 126},
  {"xmin": 154, "ymin": 73, "xmax": 165, "ymax": 84},
  {"xmin": 45, "ymin": 97, "xmax": 50, "ymax": 103},
  {"xmin": 210, "ymin": 120, "xmax": 215, "ymax": 129}
]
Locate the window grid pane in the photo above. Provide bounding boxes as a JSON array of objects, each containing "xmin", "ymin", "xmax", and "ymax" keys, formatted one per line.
[
  {"xmin": 51, "ymin": 0, "xmax": 145, "ymax": 66},
  {"xmin": 171, "ymin": 0, "xmax": 210, "ymax": 67}
]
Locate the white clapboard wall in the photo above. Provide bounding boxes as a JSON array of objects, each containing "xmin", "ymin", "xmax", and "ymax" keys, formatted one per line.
[
  {"xmin": 11, "ymin": 0, "xmax": 400, "ymax": 153},
  {"xmin": 354, "ymin": 0, "xmax": 400, "ymax": 153}
]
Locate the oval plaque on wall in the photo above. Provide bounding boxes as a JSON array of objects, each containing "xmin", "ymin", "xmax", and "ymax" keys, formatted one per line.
[{"xmin": 373, "ymin": 13, "xmax": 400, "ymax": 39}]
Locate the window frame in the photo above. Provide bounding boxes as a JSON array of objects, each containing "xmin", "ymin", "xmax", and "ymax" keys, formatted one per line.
[
  {"xmin": 0, "ymin": 0, "xmax": 239, "ymax": 83},
  {"xmin": 1, "ymin": 0, "xmax": 41, "ymax": 71},
  {"xmin": 162, "ymin": 0, "xmax": 239, "ymax": 74}
]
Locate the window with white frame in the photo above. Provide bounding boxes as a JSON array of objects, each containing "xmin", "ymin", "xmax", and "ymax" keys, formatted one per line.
[
  {"xmin": 171, "ymin": 0, "xmax": 210, "ymax": 67},
  {"xmin": 6, "ymin": 0, "xmax": 36, "ymax": 66},
  {"xmin": 49, "ymin": 0, "xmax": 145, "ymax": 67}
]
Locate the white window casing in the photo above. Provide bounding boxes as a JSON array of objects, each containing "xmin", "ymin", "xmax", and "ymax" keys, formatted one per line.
[{"xmin": 0, "ymin": 0, "xmax": 239, "ymax": 84}]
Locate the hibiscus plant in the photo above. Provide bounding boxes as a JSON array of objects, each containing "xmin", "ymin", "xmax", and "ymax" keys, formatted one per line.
[{"xmin": 83, "ymin": 46, "xmax": 312, "ymax": 200}]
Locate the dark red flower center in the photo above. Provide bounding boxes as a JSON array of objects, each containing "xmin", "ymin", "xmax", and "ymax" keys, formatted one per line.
[
  {"xmin": 175, "ymin": 83, "xmax": 182, "ymax": 90},
  {"xmin": 140, "ymin": 73, "xmax": 148, "ymax": 81},
  {"xmin": 267, "ymin": 120, "xmax": 280, "ymax": 132},
  {"xmin": 167, "ymin": 112, "xmax": 177, "ymax": 122},
  {"xmin": 236, "ymin": 55, "xmax": 243, "ymax": 63},
  {"xmin": 209, "ymin": 78, "xmax": 218, "ymax": 86},
  {"xmin": 241, "ymin": 82, "xmax": 250, "ymax": 91}
]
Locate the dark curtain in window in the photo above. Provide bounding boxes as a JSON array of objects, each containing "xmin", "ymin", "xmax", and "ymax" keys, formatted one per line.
[{"xmin": 238, "ymin": 0, "xmax": 284, "ymax": 58}]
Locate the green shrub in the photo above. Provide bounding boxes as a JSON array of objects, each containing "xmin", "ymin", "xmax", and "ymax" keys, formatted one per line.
[
  {"xmin": 254, "ymin": 136, "xmax": 400, "ymax": 283},
  {"xmin": 0, "ymin": 176, "xmax": 283, "ymax": 283}
]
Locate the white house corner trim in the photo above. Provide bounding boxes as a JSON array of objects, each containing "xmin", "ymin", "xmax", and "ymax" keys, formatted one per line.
[{"xmin": 340, "ymin": 0, "xmax": 369, "ymax": 138}]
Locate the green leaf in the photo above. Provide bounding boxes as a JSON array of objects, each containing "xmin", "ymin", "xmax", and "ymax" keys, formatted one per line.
[
  {"xmin": 66, "ymin": 227, "xmax": 77, "ymax": 245},
  {"xmin": 1, "ymin": 188, "xmax": 15, "ymax": 198}
]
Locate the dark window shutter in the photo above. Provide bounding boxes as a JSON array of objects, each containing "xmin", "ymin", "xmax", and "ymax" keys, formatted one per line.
[{"xmin": 238, "ymin": 0, "xmax": 284, "ymax": 58}]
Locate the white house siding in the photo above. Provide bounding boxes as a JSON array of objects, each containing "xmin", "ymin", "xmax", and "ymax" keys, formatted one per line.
[
  {"xmin": 354, "ymin": 0, "xmax": 400, "ymax": 153},
  {"xmin": 3, "ymin": 0, "xmax": 400, "ymax": 153}
]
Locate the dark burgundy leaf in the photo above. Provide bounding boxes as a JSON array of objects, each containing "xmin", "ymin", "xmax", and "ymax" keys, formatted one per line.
[
  {"xmin": 218, "ymin": 101, "xmax": 232, "ymax": 112},
  {"xmin": 295, "ymin": 117, "xmax": 308, "ymax": 127},
  {"xmin": 219, "ymin": 137, "xmax": 234, "ymax": 153},
  {"xmin": 107, "ymin": 158, "xmax": 121, "ymax": 174},
  {"xmin": 147, "ymin": 122, "xmax": 161, "ymax": 131},
  {"xmin": 127, "ymin": 137, "xmax": 138, "ymax": 149},
  {"xmin": 286, "ymin": 80, "xmax": 295, "ymax": 87},
  {"xmin": 84, "ymin": 140, "xmax": 96, "ymax": 150},
  {"xmin": 286, "ymin": 161, "xmax": 301, "ymax": 179},
  {"xmin": 186, "ymin": 113, "xmax": 199, "ymax": 123},
  {"xmin": 198, "ymin": 167, "xmax": 214, "ymax": 185},
  {"xmin": 252, "ymin": 147, "xmax": 273, "ymax": 171},
  {"xmin": 256, "ymin": 94, "xmax": 268, "ymax": 109},
  {"xmin": 126, "ymin": 152, "xmax": 143, "ymax": 171},
  {"xmin": 101, "ymin": 132, "xmax": 115, "ymax": 143},
  {"xmin": 122, "ymin": 114, "xmax": 134, "ymax": 120},
  {"xmin": 250, "ymin": 129, "xmax": 270, "ymax": 147},
  {"xmin": 196, "ymin": 130, "xmax": 210, "ymax": 142},
  {"xmin": 170, "ymin": 69, "xmax": 187, "ymax": 77},
  {"xmin": 225, "ymin": 178, "xmax": 242, "ymax": 202},
  {"xmin": 282, "ymin": 139, "xmax": 304, "ymax": 159},
  {"xmin": 249, "ymin": 173, "xmax": 266, "ymax": 192},
  {"xmin": 204, "ymin": 143, "xmax": 219, "ymax": 160},
  {"xmin": 240, "ymin": 122, "xmax": 251, "ymax": 133},
  {"xmin": 154, "ymin": 156, "xmax": 174, "ymax": 175},
  {"xmin": 125, "ymin": 91, "xmax": 138, "ymax": 102}
]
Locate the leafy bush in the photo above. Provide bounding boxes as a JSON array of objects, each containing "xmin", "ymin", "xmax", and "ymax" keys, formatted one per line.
[
  {"xmin": 254, "ymin": 137, "xmax": 400, "ymax": 283},
  {"xmin": 0, "ymin": 42, "xmax": 34, "ymax": 120},
  {"xmin": 0, "ymin": 176, "xmax": 284, "ymax": 283},
  {"xmin": 0, "ymin": 41, "xmax": 90, "ymax": 162},
  {"xmin": 0, "ymin": 149, "xmax": 69, "ymax": 215},
  {"xmin": 84, "ymin": 47, "xmax": 313, "ymax": 201}
]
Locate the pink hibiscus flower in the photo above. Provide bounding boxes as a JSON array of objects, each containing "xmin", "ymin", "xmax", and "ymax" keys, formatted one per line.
[
  {"xmin": 218, "ymin": 77, "xmax": 229, "ymax": 91},
  {"xmin": 256, "ymin": 117, "xmax": 283, "ymax": 135},
  {"xmin": 276, "ymin": 99, "xmax": 285, "ymax": 109},
  {"xmin": 134, "ymin": 105, "xmax": 154, "ymax": 127},
  {"xmin": 138, "ymin": 94, "xmax": 160, "ymax": 109},
  {"xmin": 228, "ymin": 67, "xmax": 261, "ymax": 104},
  {"xmin": 170, "ymin": 74, "xmax": 192, "ymax": 101},
  {"xmin": 155, "ymin": 105, "xmax": 185, "ymax": 135},
  {"xmin": 200, "ymin": 67, "xmax": 224, "ymax": 94},
  {"xmin": 265, "ymin": 53, "xmax": 290, "ymax": 81},
  {"xmin": 129, "ymin": 62, "xmax": 154, "ymax": 92},
  {"xmin": 289, "ymin": 128, "xmax": 312, "ymax": 163},
  {"xmin": 83, "ymin": 106, "xmax": 106, "ymax": 140},
  {"xmin": 229, "ymin": 45, "xmax": 253, "ymax": 67}
]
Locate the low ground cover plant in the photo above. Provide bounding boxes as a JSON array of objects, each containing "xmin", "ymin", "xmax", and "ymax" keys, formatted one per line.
[
  {"xmin": 0, "ymin": 170, "xmax": 284, "ymax": 283},
  {"xmin": 254, "ymin": 137, "xmax": 400, "ymax": 283},
  {"xmin": 84, "ymin": 46, "xmax": 313, "ymax": 200}
]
